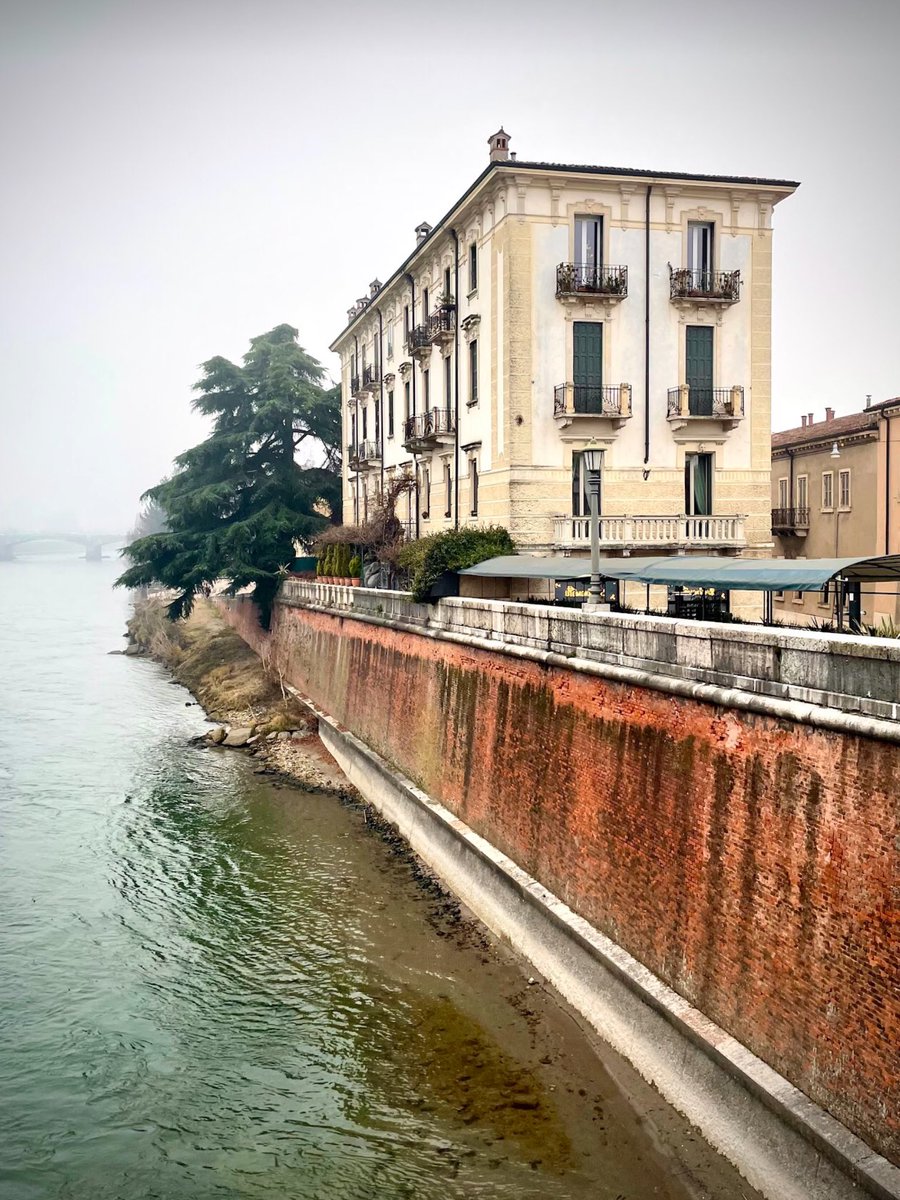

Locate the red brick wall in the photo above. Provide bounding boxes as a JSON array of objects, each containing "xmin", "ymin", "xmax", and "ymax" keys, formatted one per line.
[{"xmin": 223, "ymin": 596, "xmax": 899, "ymax": 1164}]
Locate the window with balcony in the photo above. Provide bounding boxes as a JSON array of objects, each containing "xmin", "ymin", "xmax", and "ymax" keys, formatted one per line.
[
  {"xmin": 685, "ymin": 453, "xmax": 713, "ymax": 516},
  {"xmin": 374, "ymin": 399, "xmax": 380, "ymax": 445},
  {"xmin": 403, "ymin": 305, "xmax": 410, "ymax": 342},
  {"xmin": 839, "ymin": 469, "xmax": 851, "ymax": 509},
  {"xmin": 362, "ymin": 405, "xmax": 368, "ymax": 440},
  {"xmin": 421, "ymin": 463, "xmax": 431, "ymax": 519},
  {"xmin": 685, "ymin": 326, "xmax": 714, "ymax": 415},
  {"xmin": 778, "ymin": 478, "xmax": 789, "ymax": 509},
  {"xmin": 422, "ymin": 288, "xmax": 429, "ymax": 322},
  {"xmin": 797, "ymin": 474, "xmax": 809, "ymax": 512},
  {"xmin": 572, "ymin": 321, "xmax": 603, "ymax": 411},
  {"xmin": 387, "ymin": 390, "xmax": 394, "ymax": 438},
  {"xmin": 575, "ymin": 215, "xmax": 602, "ymax": 272},
  {"xmin": 688, "ymin": 221, "xmax": 713, "ymax": 274},
  {"xmin": 822, "ymin": 471, "xmax": 834, "ymax": 510},
  {"xmin": 444, "ymin": 354, "xmax": 452, "ymax": 406},
  {"xmin": 444, "ymin": 267, "xmax": 452, "ymax": 297},
  {"xmin": 444, "ymin": 461, "xmax": 452, "ymax": 518},
  {"xmin": 423, "ymin": 368, "xmax": 430, "ymax": 408},
  {"xmin": 403, "ymin": 381, "xmax": 411, "ymax": 424},
  {"xmin": 469, "ymin": 339, "xmax": 478, "ymax": 404}
]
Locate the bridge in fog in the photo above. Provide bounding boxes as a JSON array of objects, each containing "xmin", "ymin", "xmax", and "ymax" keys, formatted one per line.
[{"xmin": 0, "ymin": 534, "xmax": 125, "ymax": 562}]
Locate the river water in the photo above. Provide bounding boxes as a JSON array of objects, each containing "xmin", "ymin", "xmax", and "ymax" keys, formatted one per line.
[{"xmin": 0, "ymin": 557, "xmax": 758, "ymax": 1200}]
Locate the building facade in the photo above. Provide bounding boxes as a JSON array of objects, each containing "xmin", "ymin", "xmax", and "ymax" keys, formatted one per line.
[
  {"xmin": 331, "ymin": 131, "xmax": 797, "ymax": 615},
  {"xmin": 771, "ymin": 398, "xmax": 900, "ymax": 627}
]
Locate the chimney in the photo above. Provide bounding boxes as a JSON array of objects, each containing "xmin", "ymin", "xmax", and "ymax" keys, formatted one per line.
[
  {"xmin": 415, "ymin": 221, "xmax": 432, "ymax": 246},
  {"xmin": 866, "ymin": 393, "xmax": 872, "ymax": 408},
  {"xmin": 808, "ymin": 412, "xmax": 814, "ymax": 425},
  {"xmin": 825, "ymin": 406, "xmax": 835, "ymax": 422},
  {"xmin": 488, "ymin": 127, "xmax": 511, "ymax": 162},
  {"xmin": 801, "ymin": 415, "xmax": 807, "ymax": 427},
  {"xmin": 369, "ymin": 279, "xmax": 382, "ymax": 298}
]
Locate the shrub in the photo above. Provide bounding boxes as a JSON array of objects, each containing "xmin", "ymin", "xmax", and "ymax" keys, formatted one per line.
[
  {"xmin": 316, "ymin": 554, "xmax": 323, "ymax": 577},
  {"xmin": 399, "ymin": 525, "xmax": 515, "ymax": 603},
  {"xmin": 348, "ymin": 555, "xmax": 362, "ymax": 579}
]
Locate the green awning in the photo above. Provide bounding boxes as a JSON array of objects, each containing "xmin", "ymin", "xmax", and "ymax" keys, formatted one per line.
[{"xmin": 459, "ymin": 554, "xmax": 900, "ymax": 592}]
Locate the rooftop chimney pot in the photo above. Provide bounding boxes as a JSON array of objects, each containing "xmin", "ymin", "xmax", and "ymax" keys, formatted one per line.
[
  {"xmin": 801, "ymin": 415, "xmax": 807, "ymax": 427},
  {"xmin": 808, "ymin": 412, "xmax": 814, "ymax": 425},
  {"xmin": 414, "ymin": 222, "xmax": 432, "ymax": 246},
  {"xmin": 369, "ymin": 279, "xmax": 382, "ymax": 298},
  {"xmin": 488, "ymin": 127, "xmax": 511, "ymax": 163},
  {"xmin": 825, "ymin": 407, "xmax": 835, "ymax": 422}
]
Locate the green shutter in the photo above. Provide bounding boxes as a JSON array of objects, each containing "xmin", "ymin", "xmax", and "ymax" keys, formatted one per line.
[
  {"xmin": 572, "ymin": 322, "xmax": 602, "ymax": 413},
  {"xmin": 685, "ymin": 326, "xmax": 713, "ymax": 415}
]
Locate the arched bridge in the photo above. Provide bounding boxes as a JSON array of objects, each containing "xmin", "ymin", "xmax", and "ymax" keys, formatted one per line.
[{"xmin": 0, "ymin": 534, "xmax": 125, "ymax": 562}]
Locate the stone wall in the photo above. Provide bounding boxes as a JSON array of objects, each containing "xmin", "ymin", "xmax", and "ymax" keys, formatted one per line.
[{"xmin": 222, "ymin": 588, "xmax": 899, "ymax": 1166}]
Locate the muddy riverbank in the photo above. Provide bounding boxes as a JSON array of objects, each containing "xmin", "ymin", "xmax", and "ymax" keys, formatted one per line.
[{"xmin": 123, "ymin": 593, "xmax": 763, "ymax": 1200}]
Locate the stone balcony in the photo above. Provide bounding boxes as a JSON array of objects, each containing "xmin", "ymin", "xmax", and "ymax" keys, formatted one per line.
[{"xmin": 552, "ymin": 513, "xmax": 747, "ymax": 551}]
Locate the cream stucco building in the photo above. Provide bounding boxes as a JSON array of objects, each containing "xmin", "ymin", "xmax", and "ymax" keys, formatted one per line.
[
  {"xmin": 771, "ymin": 398, "xmax": 900, "ymax": 628},
  {"xmin": 330, "ymin": 130, "xmax": 798, "ymax": 615}
]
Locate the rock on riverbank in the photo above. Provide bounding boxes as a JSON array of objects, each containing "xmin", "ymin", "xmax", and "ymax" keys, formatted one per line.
[{"xmin": 127, "ymin": 597, "xmax": 356, "ymax": 796}]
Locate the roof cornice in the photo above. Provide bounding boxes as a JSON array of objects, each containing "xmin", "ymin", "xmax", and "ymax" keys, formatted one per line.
[{"xmin": 331, "ymin": 159, "xmax": 800, "ymax": 352}]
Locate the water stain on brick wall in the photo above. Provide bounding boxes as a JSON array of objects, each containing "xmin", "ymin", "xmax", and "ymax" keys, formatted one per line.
[{"xmin": 222, "ymin": 598, "xmax": 899, "ymax": 1165}]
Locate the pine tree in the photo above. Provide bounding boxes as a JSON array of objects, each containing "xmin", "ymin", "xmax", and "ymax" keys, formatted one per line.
[{"xmin": 116, "ymin": 324, "xmax": 342, "ymax": 626}]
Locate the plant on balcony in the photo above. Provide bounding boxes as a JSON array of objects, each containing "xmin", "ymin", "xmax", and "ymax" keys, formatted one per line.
[
  {"xmin": 348, "ymin": 555, "xmax": 362, "ymax": 586},
  {"xmin": 556, "ymin": 264, "xmax": 576, "ymax": 293},
  {"xmin": 399, "ymin": 525, "xmax": 516, "ymax": 603},
  {"xmin": 437, "ymin": 291, "xmax": 455, "ymax": 308}
]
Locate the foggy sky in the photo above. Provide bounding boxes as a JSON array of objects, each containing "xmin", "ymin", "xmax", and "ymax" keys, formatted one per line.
[{"xmin": 1, "ymin": 0, "xmax": 897, "ymax": 533}]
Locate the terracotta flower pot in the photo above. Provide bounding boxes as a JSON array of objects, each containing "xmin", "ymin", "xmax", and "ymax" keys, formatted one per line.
[{"xmin": 351, "ymin": 577, "xmax": 361, "ymax": 586}]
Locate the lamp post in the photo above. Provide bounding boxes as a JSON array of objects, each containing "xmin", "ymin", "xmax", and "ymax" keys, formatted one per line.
[{"xmin": 582, "ymin": 442, "xmax": 603, "ymax": 605}]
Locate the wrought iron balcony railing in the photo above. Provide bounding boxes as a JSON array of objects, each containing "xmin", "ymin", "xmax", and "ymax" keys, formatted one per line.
[
  {"xmin": 428, "ymin": 305, "xmax": 455, "ymax": 343},
  {"xmin": 402, "ymin": 407, "xmax": 456, "ymax": 448},
  {"xmin": 667, "ymin": 386, "xmax": 744, "ymax": 419},
  {"xmin": 406, "ymin": 325, "xmax": 431, "ymax": 356},
  {"xmin": 553, "ymin": 383, "xmax": 632, "ymax": 418},
  {"xmin": 347, "ymin": 441, "xmax": 360, "ymax": 467},
  {"xmin": 669, "ymin": 267, "xmax": 741, "ymax": 303},
  {"xmin": 771, "ymin": 506, "xmax": 811, "ymax": 532},
  {"xmin": 350, "ymin": 374, "xmax": 361, "ymax": 396},
  {"xmin": 362, "ymin": 365, "xmax": 380, "ymax": 390},
  {"xmin": 358, "ymin": 439, "xmax": 381, "ymax": 462},
  {"xmin": 556, "ymin": 263, "xmax": 628, "ymax": 299}
]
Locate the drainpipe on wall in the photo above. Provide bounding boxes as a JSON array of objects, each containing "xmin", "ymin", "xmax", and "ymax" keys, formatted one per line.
[
  {"xmin": 377, "ymin": 309, "xmax": 384, "ymax": 504},
  {"xmin": 886, "ymin": 412, "xmax": 892, "ymax": 555},
  {"xmin": 405, "ymin": 273, "xmax": 420, "ymax": 539},
  {"xmin": 353, "ymin": 334, "xmax": 360, "ymax": 525},
  {"xmin": 644, "ymin": 184, "xmax": 652, "ymax": 470},
  {"xmin": 450, "ymin": 229, "xmax": 460, "ymax": 529}
]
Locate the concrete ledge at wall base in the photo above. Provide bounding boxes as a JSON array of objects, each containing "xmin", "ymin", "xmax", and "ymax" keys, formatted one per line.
[
  {"xmin": 284, "ymin": 681, "xmax": 900, "ymax": 1200},
  {"xmin": 278, "ymin": 583, "xmax": 900, "ymax": 744}
]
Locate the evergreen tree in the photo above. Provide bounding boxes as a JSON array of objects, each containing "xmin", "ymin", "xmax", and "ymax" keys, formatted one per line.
[{"xmin": 116, "ymin": 324, "xmax": 342, "ymax": 626}]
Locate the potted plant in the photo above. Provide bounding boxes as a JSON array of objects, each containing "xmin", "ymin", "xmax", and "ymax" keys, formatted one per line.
[
  {"xmin": 324, "ymin": 545, "xmax": 335, "ymax": 583},
  {"xmin": 338, "ymin": 544, "xmax": 350, "ymax": 585},
  {"xmin": 348, "ymin": 554, "xmax": 362, "ymax": 586}
]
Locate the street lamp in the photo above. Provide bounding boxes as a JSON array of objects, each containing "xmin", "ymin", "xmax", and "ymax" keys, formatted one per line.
[{"xmin": 582, "ymin": 441, "xmax": 603, "ymax": 605}]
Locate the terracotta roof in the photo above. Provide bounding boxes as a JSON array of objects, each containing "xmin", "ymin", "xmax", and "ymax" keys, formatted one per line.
[{"xmin": 772, "ymin": 410, "xmax": 879, "ymax": 450}]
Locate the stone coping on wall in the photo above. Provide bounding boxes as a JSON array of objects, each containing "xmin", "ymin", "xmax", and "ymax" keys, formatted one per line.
[{"xmin": 278, "ymin": 581, "xmax": 900, "ymax": 727}]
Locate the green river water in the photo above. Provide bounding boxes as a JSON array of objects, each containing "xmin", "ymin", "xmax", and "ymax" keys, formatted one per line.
[{"xmin": 0, "ymin": 557, "xmax": 760, "ymax": 1200}]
